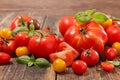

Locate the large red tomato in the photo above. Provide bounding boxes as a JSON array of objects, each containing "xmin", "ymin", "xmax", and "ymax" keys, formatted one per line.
[
  {"xmin": 64, "ymin": 21, "xmax": 108, "ymax": 53},
  {"xmin": 106, "ymin": 21, "xmax": 120, "ymax": 45},
  {"xmin": 59, "ymin": 16, "xmax": 77, "ymax": 36},
  {"xmin": 10, "ymin": 15, "xmax": 32, "ymax": 30},
  {"xmin": 28, "ymin": 34, "xmax": 58, "ymax": 58}
]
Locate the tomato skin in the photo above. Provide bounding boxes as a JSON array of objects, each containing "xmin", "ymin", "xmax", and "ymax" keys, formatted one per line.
[
  {"xmin": 112, "ymin": 42, "xmax": 120, "ymax": 55},
  {"xmin": 3, "ymin": 40, "xmax": 17, "ymax": 55},
  {"xmin": 0, "ymin": 52, "xmax": 11, "ymax": 64},
  {"xmin": 10, "ymin": 15, "xmax": 32, "ymax": 30},
  {"xmin": 49, "ymin": 50, "xmax": 74, "ymax": 66},
  {"xmin": 101, "ymin": 62, "xmax": 114, "ymax": 72},
  {"xmin": 28, "ymin": 35, "xmax": 58, "ymax": 58},
  {"xmin": 64, "ymin": 21, "xmax": 107, "ymax": 53},
  {"xmin": 15, "ymin": 32, "xmax": 30, "ymax": 47},
  {"xmin": 106, "ymin": 21, "xmax": 120, "ymax": 45},
  {"xmin": 59, "ymin": 16, "xmax": 76, "ymax": 36},
  {"xmin": 80, "ymin": 49, "xmax": 99, "ymax": 66},
  {"xmin": 104, "ymin": 48, "xmax": 117, "ymax": 60},
  {"xmin": 72, "ymin": 60, "xmax": 87, "ymax": 74}
]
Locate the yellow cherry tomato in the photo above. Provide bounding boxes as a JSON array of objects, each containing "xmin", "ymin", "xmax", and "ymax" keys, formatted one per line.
[
  {"xmin": 52, "ymin": 58, "xmax": 66, "ymax": 73},
  {"xmin": 101, "ymin": 18, "xmax": 112, "ymax": 28},
  {"xmin": 16, "ymin": 46, "xmax": 29, "ymax": 57},
  {"xmin": 112, "ymin": 42, "xmax": 120, "ymax": 55},
  {"xmin": 0, "ymin": 28, "xmax": 12, "ymax": 39}
]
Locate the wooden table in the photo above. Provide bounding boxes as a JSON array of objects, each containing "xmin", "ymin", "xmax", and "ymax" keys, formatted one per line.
[{"xmin": 0, "ymin": 0, "xmax": 120, "ymax": 80}]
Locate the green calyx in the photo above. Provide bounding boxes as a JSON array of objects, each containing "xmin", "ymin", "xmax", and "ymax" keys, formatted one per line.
[{"xmin": 74, "ymin": 9, "xmax": 108, "ymax": 23}]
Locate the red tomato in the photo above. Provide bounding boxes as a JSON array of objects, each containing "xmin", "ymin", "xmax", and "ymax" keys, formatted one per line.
[
  {"xmin": 59, "ymin": 16, "xmax": 76, "ymax": 36},
  {"xmin": 106, "ymin": 21, "xmax": 120, "ymax": 45},
  {"xmin": 10, "ymin": 15, "xmax": 32, "ymax": 30},
  {"xmin": 3, "ymin": 40, "xmax": 17, "ymax": 56},
  {"xmin": 101, "ymin": 62, "xmax": 114, "ymax": 72},
  {"xmin": 72, "ymin": 60, "xmax": 87, "ymax": 74},
  {"xmin": 104, "ymin": 47, "xmax": 117, "ymax": 60},
  {"xmin": 28, "ymin": 34, "xmax": 58, "ymax": 58},
  {"xmin": 57, "ymin": 37, "xmax": 64, "ymax": 45},
  {"xmin": 57, "ymin": 42, "xmax": 79, "ymax": 59},
  {"xmin": 49, "ymin": 50, "xmax": 74, "ymax": 66},
  {"xmin": 80, "ymin": 48, "xmax": 99, "ymax": 66},
  {"xmin": 15, "ymin": 32, "xmax": 30, "ymax": 47},
  {"xmin": 0, "ymin": 52, "xmax": 11, "ymax": 64},
  {"xmin": 64, "ymin": 21, "xmax": 107, "ymax": 53}
]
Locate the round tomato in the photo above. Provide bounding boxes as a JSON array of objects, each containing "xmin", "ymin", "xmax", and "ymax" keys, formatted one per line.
[
  {"xmin": 3, "ymin": 40, "xmax": 17, "ymax": 56},
  {"xmin": 15, "ymin": 32, "xmax": 30, "ymax": 47},
  {"xmin": 112, "ymin": 42, "xmax": 120, "ymax": 55},
  {"xmin": 80, "ymin": 48, "xmax": 99, "ymax": 66},
  {"xmin": 16, "ymin": 46, "xmax": 29, "ymax": 57},
  {"xmin": 104, "ymin": 47, "xmax": 117, "ymax": 60},
  {"xmin": 52, "ymin": 58, "xmax": 66, "ymax": 73},
  {"xmin": 28, "ymin": 34, "xmax": 58, "ymax": 58},
  {"xmin": 101, "ymin": 62, "xmax": 114, "ymax": 72},
  {"xmin": 64, "ymin": 21, "xmax": 107, "ymax": 53},
  {"xmin": 106, "ymin": 21, "xmax": 120, "ymax": 45},
  {"xmin": 72, "ymin": 60, "xmax": 87, "ymax": 74},
  {"xmin": 0, "ymin": 28, "xmax": 12, "ymax": 39},
  {"xmin": 0, "ymin": 52, "xmax": 11, "ymax": 64},
  {"xmin": 10, "ymin": 15, "xmax": 32, "ymax": 30},
  {"xmin": 59, "ymin": 16, "xmax": 76, "ymax": 36}
]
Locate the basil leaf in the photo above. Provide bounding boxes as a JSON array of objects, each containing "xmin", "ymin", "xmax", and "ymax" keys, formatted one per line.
[
  {"xmin": 34, "ymin": 58, "xmax": 50, "ymax": 68},
  {"xmin": 92, "ymin": 12, "xmax": 108, "ymax": 22},
  {"xmin": 28, "ymin": 61, "xmax": 34, "ymax": 67},
  {"xmin": 108, "ymin": 61, "xmax": 120, "ymax": 67},
  {"xmin": 16, "ymin": 56, "xmax": 30, "ymax": 64},
  {"xmin": 85, "ymin": 9, "xmax": 96, "ymax": 16}
]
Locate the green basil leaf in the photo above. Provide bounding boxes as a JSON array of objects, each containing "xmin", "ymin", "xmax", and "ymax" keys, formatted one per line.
[
  {"xmin": 16, "ymin": 56, "xmax": 30, "ymax": 64},
  {"xmin": 28, "ymin": 61, "xmax": 34, "ymax": 67},
  {"xmin": 30, "ymin": 55, "xmax": 35, "ymax": 62},
  {"xmin": 92, "ymin": 12, "xmax": 108, "ymax": 22},
  {"xmin": 108, "ymin": 61, "xmax": 120, "ymax": 67},
  {"xmin": 34, "ymin": 58, "xmax": 50, "ymax": 68},
  {"xmin": 85, "ymin": 9, "xmax": 96, "ymax": 16}
]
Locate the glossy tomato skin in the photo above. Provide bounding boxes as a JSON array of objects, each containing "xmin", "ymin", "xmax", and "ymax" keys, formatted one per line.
[
  {"xmin": 10, "ymin": 15, "xmax": 32, "ymax": 30},
  {"xmin": 80, "ymin": 49, "xmax": 99, "ymax": 66},
  {"xmin": 59, "ymin": 16, "xmax": 77, "ymax": 36},
  {"xmin": 101, "ymin": 62, "xmax": 114, "ymax": 72},
  {"xmin": 0, "ymin": 52, "xmax": 11, "ymax": 64},
  {"xmin": 28, "ymin": 35, "xmax": 58, "ymax": 58},
  {"xmin": 15, "ymin": 32, "xmax": 30, "ymax": 47},
  {"xmin": 106, "ymin": 21, "xmax": 120, "ymax": 45},
  {"xmin": 72, "ymin": 60, "xmax": 87, "ymax": 74},
  {"xmin": 104, "ymin": 48, "xmax": 117, "ymax": 60},
  {"xmin": 3, "ymin": 40, "xmax": 17, "ymax": 55},
  {"xmin": 64, "ymin": 21, "xmax": 107, "ymax": 53}
]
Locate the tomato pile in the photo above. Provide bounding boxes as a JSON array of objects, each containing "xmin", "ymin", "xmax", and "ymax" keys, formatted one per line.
[{"xmin": 0, "ymin": 9, "xmax": 120, "ymax": 74}]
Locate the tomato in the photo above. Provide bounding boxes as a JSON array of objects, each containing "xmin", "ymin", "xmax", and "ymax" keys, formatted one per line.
[
  {"xmin": 0, "ymin": 28, "xmax": 12, "ymax": 39},
  {"xmin": 101, "ymin": 62, "xmax": 114, "ymax": 72},
  {"xmin": 57, "ymin": 42, "xmax": 79, "ymax": 59},
  {"xmin": 104, "ymin": 47, "xmax": 117, "ymax": 60},
  {"xmin": 15, "ymin": 32, "xmax": 30, "ymax": 47},
  {"xmin": 72, "ymin": 60, "xmax": 87, "ymax": 74},
  {"xmin": 28, "ymin": 34, "xmax": 58, "ymax": 58},
  {"xmin": 52, "ymin": 58, "xmax": 66, "ymax": 73},
  {"xmin": 0, "ymin": 52, "xmax": 11, "ymax": 64},
  {"xmin": 59, "ymin": 16, "xmax": 77, "ymax": 36},
  {"xmin": 3, "ymin": 40, "xmax": 17, "ymax": 56},
  {"xmin": 80, "ymin": 48, "xmax": 99, "ymax": 66},
  {"xmin": 49, "ymin": 50, "xmax": 74, "ymax": 66},
  {"xmin": 64, "ymin": 21, "xmax": 107, "ymax": 53},
  {"xmin": 57, "ymin": 37, "xmax": 64, "ymax": 45},
  {"xmin": 112, "ymin": 42, "xmax": 120, "ymax": 55},
  {"xmin": 106, "ymin": 21, "xmax": 120, "ymax": 45},
  {"xmin": 15, "ymin": 46, "xmax": 29, "ymax": 57},
  {"xmin": 10, "ymin": 15, "xmax": 32, "ymax": 30}
]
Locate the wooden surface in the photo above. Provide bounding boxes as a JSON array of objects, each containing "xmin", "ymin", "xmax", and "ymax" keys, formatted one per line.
[{"xmin": 0, "ymin": 0, "xmax": 120, "ymax": 80}]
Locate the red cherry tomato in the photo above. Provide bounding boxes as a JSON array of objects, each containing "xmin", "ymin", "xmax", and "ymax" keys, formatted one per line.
[
  {"xmin": 80, "ymin": 48, "xmax": 99, "ymax": 66},
  {"xmin": 59, "ymin": 16, "xmax": 76, "ymax": 36},
  {"xmin": 10, "ymin": 15, "xmax": 32, "ymax": 30},
  {"xmin": 101, "ymin": 62, "xmax": 114, "ymax": 72},
  {"xmin": 15, "ymin": 32, "xmax": 30, "ymax": 47},
  {"xmin": 72, "ymin": 60, "xmax": 87, "ymax": 74},
  {"xmin": 0, "ymin": 52, "xmax": 11, "ymax": 64},
  {"xmin": 104, "ymin": 47, "xmax": 117, "ymax": 60}
]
